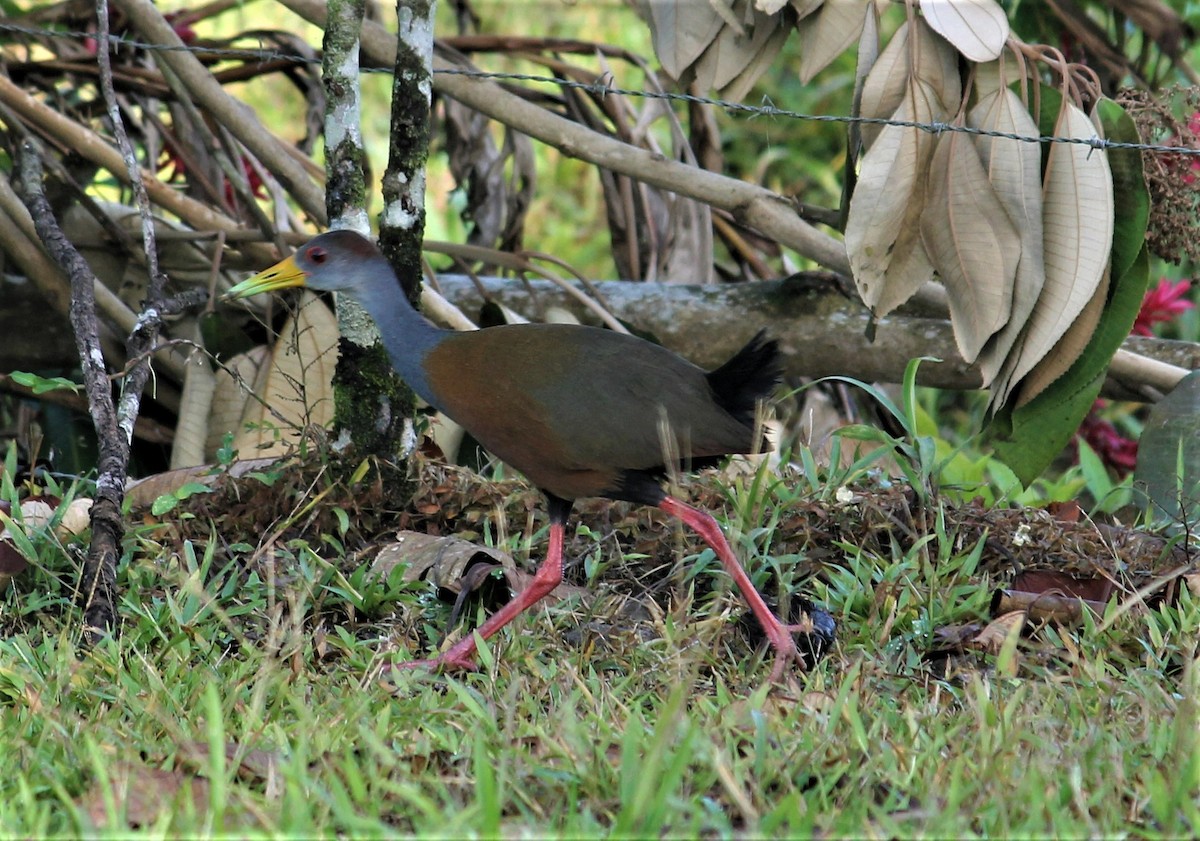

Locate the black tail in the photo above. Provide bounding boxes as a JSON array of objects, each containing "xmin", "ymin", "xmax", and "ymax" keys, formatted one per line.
[{"xmin": 705, "ymin": 330, "xmax": 782, "ymax": 428}]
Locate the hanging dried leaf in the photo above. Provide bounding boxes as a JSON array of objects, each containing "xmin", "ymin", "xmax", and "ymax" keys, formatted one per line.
[
  {"xmin": 920, "ymin": 127, "xmax": 1020, "ymax": 363},
  {"xmin": 914, "ymin": 18, "xmax": 965, "ymax": 114},
  {"xmin": 641, "ymin": 0, "xmax": 725, "ymax": 80},
  {"xmin": 787, "ymin": 0, "xmax": 823, "ymax": 20},
  {"xmin": 444, "ymin": 98, "xmax": 534, "ymax": 260},
  {"xmin": 845, "ymin": 82, "xmax": 941, "ymax": 315},
  {"xmin": 847, "ymin": 19, "xmax": 963, "ymax": 312},
  {"xmin": 711, "ymin": 0, "xmax": 745, "ymax": 29},
  {"xmin": 858, "ymin": 21, "xmax": 909, "ymax": 152},
  {"xmin": 848, "ymin": 4, "xmax": 881, "ymax": 162},
  {"xmin": 798, "ymin": 0, "xmax": 872, "ymax": 84},
  {"xmin": 693, "ymin": 0, "xmax": 787, "ymax": 93},
  {"xmin": 968, "ymin": 86, "xmax": 1046, "ymax": 398},
  {"xmin": 858, "ymin": 19, "xmax": 960, "ymax": 153},
  {"xmin": 1004, "ymin": 101, "xmax": 1113, "ymax": 392},
  {"xmin": 718, "ymin": 16, "xmax": 795, "ymax": 100},
  {"xmin": 920, "ymin": 0, "xmax": 1009, "ymax": 62},
  {"xmin": 971, "ymin": 51, "xmax": 1024, "ymax": 99},
  {"xmin": 1015, "ymin": 264, "xmax": 1111, "ymax": 407}
]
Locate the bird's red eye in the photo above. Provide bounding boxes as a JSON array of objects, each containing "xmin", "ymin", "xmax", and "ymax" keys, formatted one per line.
[{"xmin": 308, "ymin": 247, "xmax": 328, "ymax": 264}]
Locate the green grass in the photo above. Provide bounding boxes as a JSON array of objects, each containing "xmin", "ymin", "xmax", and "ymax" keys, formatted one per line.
[{"xmin": 1, "ymin": 449, "xmax": 1198, "ymax": 836}]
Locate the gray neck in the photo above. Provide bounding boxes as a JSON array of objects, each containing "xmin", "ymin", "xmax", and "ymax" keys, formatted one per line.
[{"xmin": 345, "ymin": 281, "xmax": 447, "ymax": 405}]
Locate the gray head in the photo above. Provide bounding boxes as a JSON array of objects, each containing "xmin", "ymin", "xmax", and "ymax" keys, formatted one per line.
[{"xmin": 224, "ymin": 230, "xmax": 395, "ymax": 299}]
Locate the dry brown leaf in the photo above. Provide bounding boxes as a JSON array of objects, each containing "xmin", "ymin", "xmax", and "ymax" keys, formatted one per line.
[
  {"xmin": 1009, "ymin": 570, "xmax": 1113, "ymax": 602},
  {"xmin": 848, "ymin": 20, "xmax": 962, "ymax": 314},
  {"xmin": 787, "ymin": 0, "xmax": 824, "ymax": 20},
  {"xmin": 971, "ymin": 50, "xmax": 1024, "ymax": 99},
  {"xmin": 372, "ymin": 531, "xmax": 590, "ymax": 613},
  {"xmin": 78, "ymin": 762, "xmax": 210, "ymax": 829},
  {"xmin": 207, "ymin": 345, "xmax": 267, "ymax": 459},
  {"xmin": 1003, "ymin": 101, "xmax": 1113, "ymax": 392},
  {"xmin": 921, "ymin": 127, "xmax": 1020, "ymax": 363},
  {"xmin": 913, "ymin": 17, "xmax": 965, "ymax": 114},
  {"xmin": 858, "ymin": 20, "xmax": 910, "ymax": 152},
  {"xmin": 970, "ymin": 609, "xmax": 1026, "ymax": 654},
  {"xmin": 920, "ymin": 0, "xmax": 1009, "ymax": 62},
  {"xmin": 232, "ymin": 291, "xmax": 339, "ymax": 459},
  {"xmin": 857, "ymin": 17, "xmax": 960, "ymax": 148},
  {"xmin": 1015, "ymin": 264, "xmax": 1111, "ymax": 406},
  {"xmin": 177, "ymin": 740, "xmax": 283, "ymax": 788},
  {"xmin": 968, "ymin": 85, "xmax": 1047, "ymax": 399},
  {"xmin": 798, "ymin": 0, "xmax": 872, "ymax": 84},
  {"xmin": 374, "ymin": 531, "xmax": 512, "ymax": 589},
  {"xmin": 123, "ymin": 458, "xmax": 280, "ymax": 511},
  {"xmin": 993, "ymin": 589, "xmax": 1116, "ymax": 624},
  {"xmin": 642, "ymin": 0, "xmax": 725, "ymax": 80},
  {"xmin": 846, "ymin": 82, "xmax": 940, "ymax": 315},
  {"xmin": 712, "ymin": 9, "xmax": 796, "ymax": 100},
  {"xmin": 693, "ymin": 1, "xmax": 787, "ymax": 94}
]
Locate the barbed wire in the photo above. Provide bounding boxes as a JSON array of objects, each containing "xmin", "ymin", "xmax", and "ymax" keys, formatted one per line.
[{"xmin": 4, "ymin": 18, "xmax": 1200, "ymax": 158}]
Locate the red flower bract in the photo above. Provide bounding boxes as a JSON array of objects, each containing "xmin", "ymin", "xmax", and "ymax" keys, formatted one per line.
[
  {"xmin": 1132, "ymin": 278, "xmax": 1193, "ymax": 337},
  {"xmin": 1076, "ymin": 400, "xmax": 1138, "ymax": 476}
]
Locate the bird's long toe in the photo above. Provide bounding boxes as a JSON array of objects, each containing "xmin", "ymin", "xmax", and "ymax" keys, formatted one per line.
[
  {"xmin": 765, "ymin": 630, "xmax": 806, "ymax": 681},
  {"xmin": 768, "ymin": 642, "xmax": 803, "ymax": 683}
]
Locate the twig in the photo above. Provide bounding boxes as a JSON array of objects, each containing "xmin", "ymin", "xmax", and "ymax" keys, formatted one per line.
[
  {"xmin": 0, "ymin": 74, "xmax": 270, "ymax": 261},
  {"xmin": 16, "ymin": 139, "xmax": 125, "ymax": 643},
  {"xmin": 111, "ymin": 0, "xmax": 327, "ymax": 225},
  {"xmin": 278, "ymin": 0, "xmax": 853, "ymax": 277}
]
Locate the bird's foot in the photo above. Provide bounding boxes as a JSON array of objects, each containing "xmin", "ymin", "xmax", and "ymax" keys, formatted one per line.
[
  {"xmin": 767, "ymin": 606, "xmax": 838, "ymax": 681},
  {"xmin": 766, "ymin": 633, "xmax": 805, "ymax": 684}
]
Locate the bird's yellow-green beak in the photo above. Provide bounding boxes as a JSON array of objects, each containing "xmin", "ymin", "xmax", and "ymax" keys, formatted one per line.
[{"xmin": 222, "ymin": 254, "xmax": 308, "ymax": 300}]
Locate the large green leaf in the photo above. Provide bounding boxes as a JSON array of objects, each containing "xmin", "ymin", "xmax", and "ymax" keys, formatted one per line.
[{"xmin": 988, "ymin": 245, "xmax": 1150, "ymax": 483}]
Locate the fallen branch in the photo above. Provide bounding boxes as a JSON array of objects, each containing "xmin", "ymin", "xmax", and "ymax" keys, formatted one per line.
[{"xmin": 427, "ymin": 274, "xmax": 1194, "ymax": 399}]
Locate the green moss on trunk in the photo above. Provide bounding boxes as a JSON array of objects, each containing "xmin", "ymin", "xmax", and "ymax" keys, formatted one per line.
[{"xmin": 323, "ymin": 0, "xmax": 415, "ymax": 500}]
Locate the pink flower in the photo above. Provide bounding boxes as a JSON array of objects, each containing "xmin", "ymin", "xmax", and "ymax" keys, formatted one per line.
[
  {"xmin": 1132, "ymin": 278, "xmax": 1193, "ymax": 337},
  {"xmin": 1076, "ymin": 400, "xmax": 1138, "ymax": 476},
  {"xmin": 1182, "ymin": 155, "xmax": 1200, "ymax": 186}
]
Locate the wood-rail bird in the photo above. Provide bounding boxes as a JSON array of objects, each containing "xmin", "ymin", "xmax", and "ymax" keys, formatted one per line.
[{"xmin": 224, "ymin": 230, "xmax": 816, "ymax": 680}]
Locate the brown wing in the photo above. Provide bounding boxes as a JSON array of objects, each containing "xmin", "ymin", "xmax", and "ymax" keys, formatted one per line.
[{"xmin": 422, "ymin": 324, "xmax": 758, "ymax": 499}]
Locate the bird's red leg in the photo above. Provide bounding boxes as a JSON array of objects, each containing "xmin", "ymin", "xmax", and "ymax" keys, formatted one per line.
[
  {"xmin": 387, "ymin": 519, "xmax": 566, "ymax": 674},
  {"xmin": 659, "ymin": 496, "xmax": 804, "ymax": 682}
]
